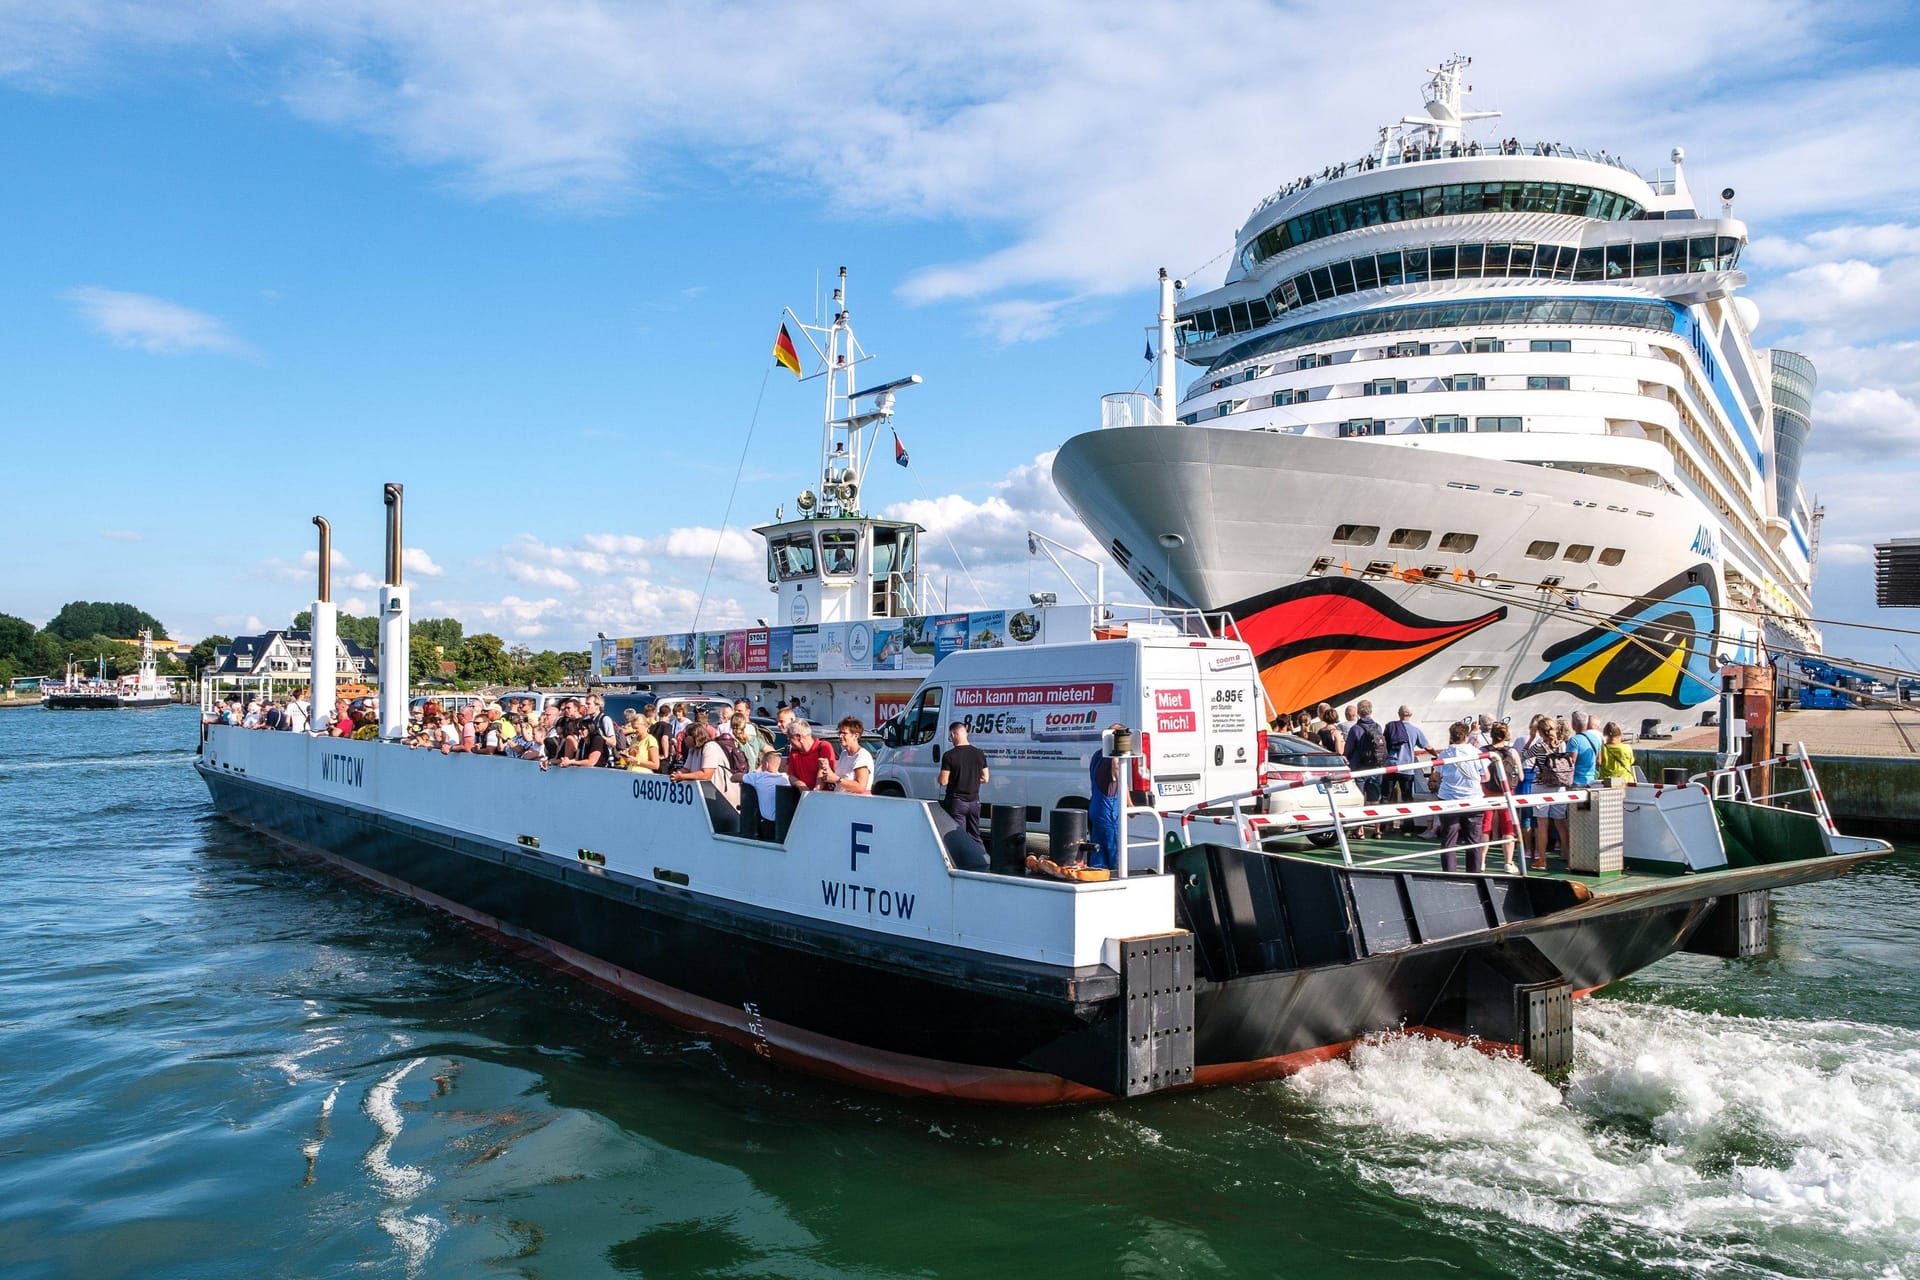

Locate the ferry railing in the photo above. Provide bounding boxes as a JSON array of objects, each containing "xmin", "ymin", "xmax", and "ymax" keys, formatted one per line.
[
  {"xmin": 1100, "ymin": 392, "xmax": 1171, "ymax": 429},
  {"xmin": 1174, "ymin": 749, "xmax": 1554, "ymax": 873},
  {"xmin": 1689, "ymin": 743, "xmax": 1837, "ymax": 835}
]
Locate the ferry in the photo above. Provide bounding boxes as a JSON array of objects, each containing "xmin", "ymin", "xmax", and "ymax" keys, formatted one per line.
[
  {"xmin": 194, "ymin": 278, "xmax": 1891, "ymax": 1103},
  {"xmin": 41, "ymin": 631, "xmax": 174, "ymax": 709},
  {"xmin": 1054, "ymin": 56, "xmax": 1818, "ymax": 734}
]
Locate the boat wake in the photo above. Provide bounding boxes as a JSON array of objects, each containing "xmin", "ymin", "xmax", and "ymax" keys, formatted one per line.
[
  {"xmin": 1286, "ymin": 1000, "xmax": 1920, "ymax": 1277},
  {"xmin": 0, "ymin": 747, "xmax": 198, "ymax": 774}
]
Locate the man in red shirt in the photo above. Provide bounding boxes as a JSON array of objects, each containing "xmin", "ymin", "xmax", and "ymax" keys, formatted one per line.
[{"xmin": 785, "ymin": 719, "xmax": 838, "ymax": 791}]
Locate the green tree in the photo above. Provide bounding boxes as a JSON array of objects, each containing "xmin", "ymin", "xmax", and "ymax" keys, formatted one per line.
[
  {"xmin": 45, "ymin": 601, "xmax": 168, "ymax": 641},
  {"xmin": 63, "ymin": 635, "xmax": 141, "ymax": 677},
  {"xmin": 457, "ymin": 633, "xmax": 509, "ymax": 684},
  {"xmin": 525, "ymin": 649, "xmax": 565, "ymax": 687},
  {"xmin": 187, "ymin": 635, "xmax": 232, "ymax": 677},
  {"xmin": 292, "ymin": 610, "xmax": 380, "ymax": 650},
  {"xmin": 0, "ymin": 613, "xmax": 35, "ymax": 666}
]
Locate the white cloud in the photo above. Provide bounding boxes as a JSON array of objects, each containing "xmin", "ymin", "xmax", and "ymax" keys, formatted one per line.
[
  {"xmin": 9, "ymin": 1, "xmax": 1904, "ymax": 334},
  {"xmin": 402, "ymin": 547, "xmax": 444, "ymax": 577},
  {"xmin": 1820, "ymin": 541, "xmax": 1874, "ymax": 566},
  {"xmin": 65, "ymin": 285, "xmax": 248, "ymax": 355},
  {"xmin": 213, "ymin": 613, "xmax": 266, "ymax": 633},
  {"xmin": 1806, "ymin": 387, "xmax": 1920, "ymax": 458}
]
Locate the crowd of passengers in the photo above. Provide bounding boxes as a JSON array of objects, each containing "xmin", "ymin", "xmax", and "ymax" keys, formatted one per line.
[
  {"xmin": 1272, "ymin": 138, "xmax": 1609, "ymax": 200},
  {"xmin": 1275, "ymin": 699, "xmax": 1638, "ymax": 874},
  {"xmin": 208, "ymin": 691, "xmax": 876, "ymax": 813}
]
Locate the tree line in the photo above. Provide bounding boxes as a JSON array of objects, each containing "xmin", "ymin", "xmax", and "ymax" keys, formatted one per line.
[
  {"xmin": 0, "ymin": 600, "xmax": 590, "ymax": 690},
  {"xmin": 0, "ymin": 601, "xmax": 185, "ymax": 686},
  {"xmin": 290, "ymin": 610, "xmax": 588, "ymax": 687}
]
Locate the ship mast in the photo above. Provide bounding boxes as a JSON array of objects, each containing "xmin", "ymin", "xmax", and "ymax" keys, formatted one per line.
[{"xmin": 784, "ymin": 267, "xmax": 920, "ymax": 519}]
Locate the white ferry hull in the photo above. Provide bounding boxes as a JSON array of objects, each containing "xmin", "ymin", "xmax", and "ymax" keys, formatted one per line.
[{"xmin": 1055, "ymin": 426, "xmax": 1749, "ymax": 732}]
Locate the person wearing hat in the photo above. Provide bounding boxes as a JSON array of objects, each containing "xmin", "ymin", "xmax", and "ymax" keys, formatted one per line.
[{"xmin": 243, "ymin": 700, "xmax": 263, "ymax": 729}]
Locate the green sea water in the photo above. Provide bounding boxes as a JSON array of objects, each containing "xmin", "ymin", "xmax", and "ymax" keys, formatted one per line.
[{"xmin": 2, "ymin": 706, "xmax": 1915, "ymax": 1279}]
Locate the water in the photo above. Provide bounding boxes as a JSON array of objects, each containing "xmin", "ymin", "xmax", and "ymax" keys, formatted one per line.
[{"xmin": 2, "ymin": 707, "xmax": 1916, "ymax": 1279}]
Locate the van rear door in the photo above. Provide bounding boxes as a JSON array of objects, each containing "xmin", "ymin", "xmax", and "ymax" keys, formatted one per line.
[
  {"xmin": 1198, "ymin": 643, "xmax": 1261, "ymax": 802},
  {"xmin": 1140, "ymin": 642, "xmax": 1207, "ymax": 806}
]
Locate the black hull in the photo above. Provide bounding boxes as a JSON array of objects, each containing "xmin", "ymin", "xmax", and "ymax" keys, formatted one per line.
[
  {"xmin": 42, "ymin": 695, "xmax": 172, "ymax": 710},
  {"xmin": 198, "ymin": 766, "xmax": 1881, "ymax": 1102}
]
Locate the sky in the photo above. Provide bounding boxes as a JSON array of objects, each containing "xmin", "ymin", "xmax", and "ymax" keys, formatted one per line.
[{"xmin": 1, "ymin": 0, "xmax": 1917, "ymax": 668}]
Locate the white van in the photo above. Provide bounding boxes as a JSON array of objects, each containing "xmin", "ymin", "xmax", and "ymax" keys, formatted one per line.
[{"xmin": 871, "ymin": 629, "xmax": 1263, "ymax": 819}]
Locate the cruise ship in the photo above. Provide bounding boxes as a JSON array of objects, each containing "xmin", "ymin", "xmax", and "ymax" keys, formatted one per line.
[{"xmin": 1054, "ymin": 57, "xmax": 1819, "ymax": 734}]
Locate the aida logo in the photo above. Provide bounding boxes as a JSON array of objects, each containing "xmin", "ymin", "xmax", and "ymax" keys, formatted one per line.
[{"xmin": 1690, "ymin": 525, "xmax": 1719, "ymax": 561}]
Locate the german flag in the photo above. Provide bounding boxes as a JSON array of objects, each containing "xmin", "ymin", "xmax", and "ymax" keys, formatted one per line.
[{"xmin": 773, "ymin": 323, "xmax": 803, "ymax": 377}]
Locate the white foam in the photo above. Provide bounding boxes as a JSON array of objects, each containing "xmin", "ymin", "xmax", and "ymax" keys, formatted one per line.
[
  {"xmin": 1286, "ymin": 1003, "xmax": 1920, "ymax": 1274},
  {"xmin": 363, "ymin": 1057, "xmax": 433, "ymax": 1200}
]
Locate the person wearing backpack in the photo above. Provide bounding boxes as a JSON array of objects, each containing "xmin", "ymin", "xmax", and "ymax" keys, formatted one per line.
[
  {"xmin": 1526, "ymin": 722, "xmax": 1574, "ymax": 869},
  {"xmin": 1343, "ymin": 699, "xmax": 1386, "ymax": 839},
  {"xmin": 1567, "ymin": 710, "xmax": 1605, "ymax": 787}
]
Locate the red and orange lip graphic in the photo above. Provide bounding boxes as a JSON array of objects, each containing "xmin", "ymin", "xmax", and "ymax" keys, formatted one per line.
[{"xmin": 1228, "ymin": 579, "xmax": 1506, "ymax": 714}]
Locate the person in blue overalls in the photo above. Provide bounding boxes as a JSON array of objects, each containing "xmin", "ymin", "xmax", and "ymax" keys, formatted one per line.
[{"xmin": 1086, "ymin": 725, "xmax": 1127, "ymax": 871}]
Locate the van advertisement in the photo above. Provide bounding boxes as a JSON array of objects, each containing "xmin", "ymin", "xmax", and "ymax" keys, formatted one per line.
[
  {"xmin": 1206, "ymin": 684, "xmax": 1254, "ymax": 737},
  {"xmin": 953, "ymin": 681, "xmax": 1116, "ymax": 762},
  {"xmin": 1154, "ymin": 688, "xmax": 1197, "ymax": 733}
]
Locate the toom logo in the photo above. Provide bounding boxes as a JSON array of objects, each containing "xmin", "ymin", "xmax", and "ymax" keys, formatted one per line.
[
  {"xmin": 1155, "ymin": 689, "xmax": 1192, "ymax": 711},
  {"xmin": 1042, "ymin": 709, "xmax": 1100, "ymax": 731}
]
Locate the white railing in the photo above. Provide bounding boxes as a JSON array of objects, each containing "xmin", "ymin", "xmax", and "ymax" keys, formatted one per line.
[
  {"xmin": 1691, "ymin": 743, "xmax": 1837, "ymax": 835},
  {"xmin": 1100, "ymin": 392, "xmax": 1170, "ymax": 429}
]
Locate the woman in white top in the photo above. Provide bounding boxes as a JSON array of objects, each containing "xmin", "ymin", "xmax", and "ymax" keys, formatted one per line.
[
  {"xmin": 829, "ymin": 717, "xmax": 874, "ymax": 795},
  {"xmin": 671, "ymin": 724, "xmax": 740, "ymax": 807}
]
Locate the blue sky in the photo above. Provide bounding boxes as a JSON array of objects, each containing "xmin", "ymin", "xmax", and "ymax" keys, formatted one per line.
[{"xmin": 2, "ymin": 1, "xmax": 1917, "ymax": 669}]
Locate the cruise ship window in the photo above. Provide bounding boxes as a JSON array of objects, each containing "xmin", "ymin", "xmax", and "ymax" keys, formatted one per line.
[
  {"xmin": 1509, "ymin": 243, "xmax": 1536, "ymax": 274},
  {"xmin": 1331, "ymin": 260, "xmax": 1356, "ymax": 293},
  {"xmin": 1338, "ymin": 420, "xmax": 1382, "ymax": 438},
  {"xmin": 1448, "ymin": 374, "xmax": 1486, "ymax": 392},
  {"xmin": 1366, "ymin": 379, "xmax": 1407, "ymax": 396},
  {"xmin": 1457, "ymin": 244, "xmax": 1485, "ymax": 276},
  {"xmin": 1390, "ymin": 529, "xmax": 1431, "ymax": 550},
  {"xmin": 1424, "ymin": 415, "xmax": 1470, "ymax": 433},
  {"xmin": 1527, "ymin": 376, "xmax": 1571, "ymax": 390},
  {"xmin": 1564, "ymin": 544, "xmax": 1594, "ymax": 563},
  {"xmin": 1526, "ymin": 540, "xmax": 1558, "ymax": 560},
  {"xmin": 1353, "ymin": 256, "xmax": 1380, "ymax": 290},
  {"xmin": 1379, "ymin": 251, "xmax": 1403, "ymax": 286},
  {"xmin": 1469, "ymin": 336, "xmax": 1501, "ymax": 353},
  {"xmin": 1430, "ymin": 245, "xmax": 1457, "ymax": 278},
  {"xmin": 1333, "ymin": 524, "xmax": 1379, "ymax": 545},
  {"xmin": 1575, "ymin": 248, "xmax": 1604, "ymax": 281},
  {"xmin": 1440, "ymin": 532, "xmax": 1478, "ymax": 553},
  {"xmin": 1530, "ymin": 339, "xmax": 1571, "ymax": 352},
  {"xmin": 1661, "ymin": 239, "xmax": 1688, "ymax": 275},
  {"xmin": 1388, "ymin": 340, "xmax": 1428, "ymax": 357},
  {"xmin": 1599, "ymin": 547, "xmax": 1626, "ymax": 566},
  {"xmin": 1605, "ymin": 244, "xmax": 1631, "ymax": 278},
  {"xmin": 1230, "ymin": 301, "xmax": 1252, "ymax": 330},
  {"xmin": 1484, "ymin": 244, "xmax": 1511, "ymax": 273},
  {"xmin": 1633, "ymin": 241, "xmax": 1661, "ymax": 276},
  {"xmin": 1475, "ymin": 416, "xmax": 1522, "ymax": 432},
  {"xmin": 1403, "ymin": 247, "xmax": 1429, "ymax": 284}
]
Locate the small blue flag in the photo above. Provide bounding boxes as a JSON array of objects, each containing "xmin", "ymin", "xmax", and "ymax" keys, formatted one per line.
[{"xmin": 1144, "ymin": 339, "xmax": 1154, "ymax": 361}]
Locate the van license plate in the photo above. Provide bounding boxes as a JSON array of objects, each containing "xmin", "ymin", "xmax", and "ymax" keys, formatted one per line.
[{"xmin": 1159, "ymin": 779, "xmax": 1196, "ymax": 798}]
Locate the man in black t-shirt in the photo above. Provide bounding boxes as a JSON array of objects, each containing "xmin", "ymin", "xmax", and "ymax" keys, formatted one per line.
[{"xmin": 938, "ymin": 721, "xmax": 990, "ymax": 840}]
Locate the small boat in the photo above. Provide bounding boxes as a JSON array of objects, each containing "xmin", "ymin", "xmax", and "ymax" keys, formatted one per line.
[{"xmin": 42, "ymin": 631, "xmax": 173, "ymax": 709}]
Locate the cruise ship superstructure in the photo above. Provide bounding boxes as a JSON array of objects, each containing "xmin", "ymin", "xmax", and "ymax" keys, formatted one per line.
[{"xmin": 1055, "ymin": 57, "xmax": 1819, "ymax": 731}]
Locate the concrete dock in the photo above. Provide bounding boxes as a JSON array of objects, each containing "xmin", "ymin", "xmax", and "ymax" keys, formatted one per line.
[{"xmin": 1639, "ymin": 708, "xmax": 1920, "ymax": 832}]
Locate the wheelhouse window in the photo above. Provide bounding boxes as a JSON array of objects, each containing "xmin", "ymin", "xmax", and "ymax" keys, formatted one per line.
[
  {"xmin": 1332, "ymin": 523, "xmax": 1379, "ymax": 545},
  {"xmin": 1440, "ymin": 532, "xmax": 1478, "ymax": 553},
  {"xmin": 819, "ymin": 529, "xmax": 860, "ymax": 577},
  {"xmin": 1599, "ymin": 547, "xmax": 1626, "ymax": 566},
  {"xmin": 1564, "ymin": 544, "xmax": 1594, "ymax": 563},
  {"xmin": 771, "ymin": 532, "xmax": 817, "ymax": 580},
  {"xmin": 1389, "ymin": 528, "xmax": 1431, "ymax": 550},
  {"xmin": 1526, "ymin": 540, "xmax": 1558, "ymax": 559}
]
